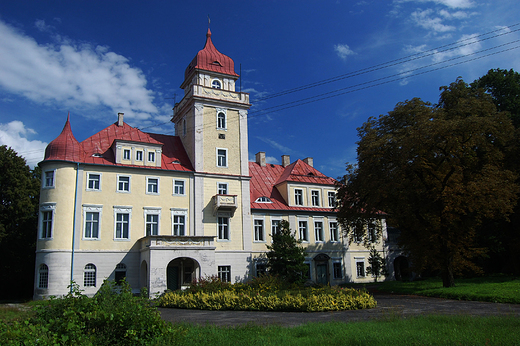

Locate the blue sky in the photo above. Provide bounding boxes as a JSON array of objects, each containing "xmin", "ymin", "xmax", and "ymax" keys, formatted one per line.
[{"xmin": 0, "ymin": 1, "xmax": 519, "ymax": 179}]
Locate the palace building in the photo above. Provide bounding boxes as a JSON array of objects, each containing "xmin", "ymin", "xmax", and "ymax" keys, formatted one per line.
[{"xmin": 34, "ymin": 29, "xmax": 387, "ymax": 299}]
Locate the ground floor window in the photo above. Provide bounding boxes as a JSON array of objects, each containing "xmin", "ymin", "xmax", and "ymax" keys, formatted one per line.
[
  {"xmin": 84, "ymin": 263, "xmax": 97, "ymax": 287},
  {"xmin": 38, "ymin": 264, "xmax": 49, "ymax": 289},
  {"xmin": 115, "ymin": 263, "xmax": 126, "ymax": 284},
  {"xmin": 356, "ymin": 261, "xmax": 365, "ymax": 278},
  {"xmin": 218, "ymin": 265, "xmax": 231, "ymax": 282},
  {"xmin": 333, "ymin": 262, "xmax": 342, "ymax": 279},
  {"xmin": 255, "ymin": 262, "xmax": 267, "ymax": 277}
]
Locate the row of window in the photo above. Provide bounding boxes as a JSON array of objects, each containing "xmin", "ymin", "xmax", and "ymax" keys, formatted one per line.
[
  {"xmin": 294, "ymin": 189, "xmax": 336, "ymax": 208},
  {"xmin": 122, "ymin": 148, "xmax": 157, "ymax": 163},
  {"xmin": 252, "ymin": 219, "xmax": 340, "ymax": 243},
  {"xmin": 37, "ymin": 263, "xmax": 126, "ymax": 289}
]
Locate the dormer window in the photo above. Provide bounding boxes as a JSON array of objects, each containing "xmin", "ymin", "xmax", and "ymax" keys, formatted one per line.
[
  {"xmin": 212, "ymin": 79, "xmax": 222, "ymax": 89},
  {"xmin": 212, "ymin": 60, "xmax": 223, "ymax": 66},
  {"xmin": 255, "ymin": 196, "xmax": 272, "ymax": 203},
  {"xmin": 136, "ymin": 150, "xmax": 143, "ymax": 161}
]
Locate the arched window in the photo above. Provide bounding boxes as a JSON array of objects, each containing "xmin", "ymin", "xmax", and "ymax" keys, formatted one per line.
[
  {"xmin": 38, "ymin": 264, "xmax": 49, "ymax": 289},
  {"xmin": 84, "ymin": 263, "xmax": 96, "ymax": 287},
  {"xmin": 212, "ymin": 79, "xmax": 222, "ymax": 89},
  {"xmin": 115, "ymin": 263, "xmax": 127, "ymax": 284}
]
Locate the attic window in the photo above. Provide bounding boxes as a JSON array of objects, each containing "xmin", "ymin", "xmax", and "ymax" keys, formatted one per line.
[
  {"xmin": 211, "ymin": 60, "xmax": 223, "ymax": 66},
  {"xmin": 255, "ymin": 196, "xmax": 272, "ymax": 203},
  {"xmin": 92, "ymin": 153, "xmax": 103, "ymax": 158},
  {"xmin": 308, "ymin": 172, "xmax": 315, "ymax": 176},
  {"xmin": 171, "ymin": 159, "xmax": 181, "ymax": 164},
  {"xmin": 212, "ymin": 79, "xmax": 222, "ymax": 89}
]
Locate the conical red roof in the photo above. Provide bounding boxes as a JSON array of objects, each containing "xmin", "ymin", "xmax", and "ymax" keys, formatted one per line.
[
  {"xmin": 44, "ymin": 114, "xmax": 85, "ymax": 162},
  {"xmin": 184, "ymin": 29, "xmax": 239, "ymax": 80}
]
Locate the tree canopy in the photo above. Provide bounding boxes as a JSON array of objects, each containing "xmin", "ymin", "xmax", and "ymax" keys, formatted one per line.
[
  {"xmin": 336, "ymin": 78, "xmax": 518, "ymax": 287},
  {"xmin": 265, "ymin": 220, "xmax": 307, "ymax": 284},
  {"xmin": 0, "ymin": 145, "xmax": 40, "ymax": 298}
]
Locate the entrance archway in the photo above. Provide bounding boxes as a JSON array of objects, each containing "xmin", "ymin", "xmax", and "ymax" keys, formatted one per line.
[
  {"xmin": 314, "ymin": 253, "xmax": 330, "ymax": 285},
  {"xmin": 166, "ymin": 257, "xmax": 200, "ymax": 291},
  {"xmin": 394, "ymin": 256, "xmax": 409, "ymax": 281}
]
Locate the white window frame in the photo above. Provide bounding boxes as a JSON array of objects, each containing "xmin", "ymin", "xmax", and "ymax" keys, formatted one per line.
[
  {"xmin": 254, "ymin": 217, "xmax": 265, "ymax": 242},
  {"xmin": 255, "ymin": 196, "xmax": 272, "ymax": 203},
  {"xmin": 136, "ymin": 150, "xmax": 143, "ymax": 161},
  {"xmin": 328, "ymin": 191, "xmax": 336, "ymax": 208},
  {"xmin": 86, "ymin": 172, "xmax": 102, "ymax": 191},
  {"xmin": 216, "ymin": 108, "xmax": 227, "ymax": 130},
  {"xmin": 355, "ymin": 258, "xmax": 366, "ymax": 278},
  {"xmin": 311, "ymin": 190, "xmax": 320, "ymax": 207},
  {"xmin": 329, "ymin": 221, "xmax": 339, "ymax": 242},
  {"xmin": 171, "ymin": 209, "xmax": 188, "ymax": 236},
  {"xmin": 212, "ymin": 78, "xmax": 222, "ymax": 89},
  {"xmin": 298, "ymin": 219, "xmax": 309, "ymax": 242},
  {"xmin": 333, "ymin": 261, "xmax": 343, "ymax": 279},
  {"xmin": 218, "ymin": 265, "xmax": 231, "ymax": 282},
  {"xmin": 368, "ymin": 220, "xmax": 378, "ymax": 243},
  {"xmin": 84, "ymin": 263, "xmax": 96, "ymax": 287},
  {"xmin": 144, "ymin": 207, "xmax": 161, "ymax": 236},
  {"xmin": 294, "ymin": 189, "xmax": 303, "ymax": 206},
  {"xmin": 43, "ymin": 170, "xmax": 56, "ymax": 189},
  {"xmin": 117, "ymin": 175, "xmax": 131, "ymax": 193},
  {"xmin": 146, "ymin": 176, "xmax": 159, "ymax": 195},
  {"xmin": 271, "ymin": 217, "xmax": 281, "ymax": 240},
  {"xmin": 217, "ymin": 182, "xmax": 228, "ymax": 195},
  {"xmin": 216, "ymin": 148, "xmax": 228, "ymax": 168},
  {"xmin": 38, "ymin": 264, "xmax": 49, "ymax": 289},
  {"xmin": 83, "ymin": 205, "xmax": 102, "ymax": 240},
  {"xmin": 173, "ymin": 179, "xmax": 186, "ymax": 196},
  {"xmin": 217, "ymin": 212, "xmax": 230, "ymax": 241},
  {"xmin": 148, "ymin": 151, "xmax": 155, "ymax": 163},
  {"xmin": 123, "ymin": 149, "xmax": 131, "ymax": 160},
  {"xmin": 314, "ymin": 220, "xmax": 324, "ymax": 242},
  {"xmin": 113, "ymin": 206, "xmax": 132, "ymax": 241},
  {"xmin": 39, "ymin": 203, "xmax": 56, "ymax": 239}
]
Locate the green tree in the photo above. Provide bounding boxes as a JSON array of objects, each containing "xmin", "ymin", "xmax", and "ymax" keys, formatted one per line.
[
  {"xmin": 0, "ymin": 145, "xmax": 40, "ymax": 299},
  {"xmin": 337, "ymin": 78, "xmax": 518, "ymax": 288},
  {"xmin": 266, "ymin": 220, "xmax": 308, "ymax": 284},
  {"xmin": 366, "ymin": 247, "xmax": 388, "ymax": 283}
]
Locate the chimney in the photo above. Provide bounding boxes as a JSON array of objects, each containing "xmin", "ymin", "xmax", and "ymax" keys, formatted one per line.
[
  {"xmin": 255, "ymin": 152, "xmax": 266, "ymax": 167},
  {"xmin": 303, "ymin": 157, "xmax": 313, "ymax": 167},
  {"xmin": 282, "ymin": 155, "xmax": 290, "ymax": 168},
  {"xmin": 117, "ymin": 113, "xmax": 124, "ymax": 127}
]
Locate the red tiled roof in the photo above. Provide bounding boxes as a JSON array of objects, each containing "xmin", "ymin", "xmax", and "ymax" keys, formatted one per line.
[
  {"xmin": 184, "ymin": 29, "xmax": 239, "ymax": 79},
  {"xmin": 43, "ymin": 117, "xmax": 193, "ymax": 172},
  {"xmin": 249, "ymin": 161, "xmax": 337, "ymax": 212},
  {"xmin": 44, "ymin": 114, "xmax": 86, "ymax": 162}
]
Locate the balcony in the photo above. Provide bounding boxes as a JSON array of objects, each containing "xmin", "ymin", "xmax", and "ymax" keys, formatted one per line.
[{"xmin": 213, "ymin": 194, "xmax": 238, "ymax": 214}]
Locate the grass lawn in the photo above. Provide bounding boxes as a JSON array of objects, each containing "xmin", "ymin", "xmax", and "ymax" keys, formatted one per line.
[{"xmin": 372, "ymin": 276, "xmax": 520, "ymax": 303}]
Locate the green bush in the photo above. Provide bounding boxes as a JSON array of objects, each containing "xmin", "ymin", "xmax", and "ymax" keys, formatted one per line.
[{"xmin": 0, "ymin": 280, "xmax": 186, "ymax": 346}]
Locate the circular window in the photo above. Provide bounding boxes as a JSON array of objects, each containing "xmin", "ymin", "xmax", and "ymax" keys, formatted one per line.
[{"xmin": 212, "ymin": 79, "xmax": 222, "ymax": 89}]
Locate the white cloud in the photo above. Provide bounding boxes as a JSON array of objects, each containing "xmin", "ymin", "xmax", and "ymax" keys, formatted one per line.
[
  {"xmin": 0, "ymin": 19, "xmax": 158, "ymax": 122},
  {"xmin": 411, "ymin": 9, "xmax": 456, "ymax": 33},
  {"xmin": 394, "ymin": 0, "xmax": 474, "ymax": 9},
  {"xmin": 334, "ymin": 44, "xmax": 356, "ymax": 60},
  {"xmin": 0, "ymin": 121, "xmax": 47, "ymax": 167},
  {"xmin": 432, "ymin": 33, "xmax": 481, "ymax": 62}
]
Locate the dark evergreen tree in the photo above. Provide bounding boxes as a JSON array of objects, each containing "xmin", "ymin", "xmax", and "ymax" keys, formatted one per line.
[{"xmin": 366, "ymin": 247, "xmax": 388, "ymax": 283}]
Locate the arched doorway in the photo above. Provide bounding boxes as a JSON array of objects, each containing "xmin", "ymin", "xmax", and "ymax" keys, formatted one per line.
[
  {"xmin": 314, "ymin": 253, "xmax": 330, "ymax": 285},
  {"xmin": 167, "ymin": 257, "xmax": 200, "ymax": 291},
  {"xmin": 394, "ymin": 256, "xmax": 409, "ymax": 281}
]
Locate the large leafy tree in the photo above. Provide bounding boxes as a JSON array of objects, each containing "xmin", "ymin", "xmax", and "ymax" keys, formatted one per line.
[
  {"xmin": 265, "ymin": 220, "xmax": 307, "ymax": 284},
  {"xmin": 337, "ymin": 79, "xmax": 518, "ymax": 287},
  {"xmin": 0, "ymin": 145, "xmax": 41, "ymax": 299}
]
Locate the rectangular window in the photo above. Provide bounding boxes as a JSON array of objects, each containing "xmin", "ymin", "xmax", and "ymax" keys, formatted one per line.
[
  {"xmin": 354, "ymin": 227, "xmax": 364, "ymax": 243},
  {"xmin": 148, "ymin": 151, "xmax": 155, "ymax": 162},
  {"xmin": 299, "ymin": 220, "xmax": 308, "ymax": 242},
  {"xmin": 328, "ymin": 191, "xmax": 336, "ymax": 208},
  {"xmin": 314, "ymin": 221, "xmax": 323, "ymax": 242},
  {"xmin": 271, "ymin": 219, "xmax": 280, "ymax": 237},
  {"xmin": 84, "ymin": 212, "xmax": 99, "ymax": 239},
  {"xmin": 330, "ymin": 221, "xmax": 339, "ymax": 242},
  {"xmin": 173, "ymin": 215, "xmax": 185, "ymax": 236},
  {"xmin": 311, "ymin": 190, "xmax": 320, "ymax": 207},
  {"xmin": 295, "ymin": 189, "xmax": 303, "ymax": 206},
  {"xmin": 146, "ymin": 214, "xmax": 159, "ymax": 236},
  {"xmin": 356, "ymin": 261, "xmax": 365, "ymax": 277},
  {"xmin": 41, "ymin": 211, "xmax": 53, "ymax": 238},
  {"xmin": 333, "ymin": 262, "xmax": 342, "ymax": 279},
  {"xmin": 256, "ymin": 262, "xmax": 267, "ymax": 277},
  {"xmin": 218, "ymin": 216, "xmax": 229, "ymax": 240},
  {"xmin": 218, "ymin": 265, "xmax": 231, "ymax": 282},
  {"xmin": 218, "ymin": 182, "xmax": 228, "ymax": 195},
  {"xmin": 87, "ymin": 173, "xmax": 101, "ymax": 191},
  {"xmin": 368, "ymin": 222, "xmax": 377, "ymax": 243},
  {"xmin": 115, "ymin": 213, "xmax": 130, "ymax": 239},
  {"xmin": 117, "ymin": 176, "xmax": 130, "ymax": 192},
  {"xmin": 254, "ymin": 219, "xmax": 265, "ymax": 242},
  {"xmin": 44, "ymin": 171, "xmax": 54, "ymax": 187},
  {"xmin": 123, "ymin": 149, "xmax": 131, "ymax": 160},
  {"xmin": 173, "ymin": 180, "xmax": 185, "ymax": 195},
  {"xmin": 217, "ymin": 149, "xmax": 227, "ymax": 167},
  {"xmin": 136, "ymin": 150, "xmax": 143, "ymax": 161},
  {"xmin": 147, "ymin": 177, "xmax": 159, "ymax": 194}
]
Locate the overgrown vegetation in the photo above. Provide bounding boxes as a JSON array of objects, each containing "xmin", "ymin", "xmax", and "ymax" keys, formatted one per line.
[
  {"xmin": 0, "ymin": 280, "xmax": 186, "ymax": 345},
  {"xmin": 158, "ymin": 275, "xmax": 376, "ymax": 311},
  {"xmin": 375, "ymin": 276, "xmax": 520, "ymax": 303}
]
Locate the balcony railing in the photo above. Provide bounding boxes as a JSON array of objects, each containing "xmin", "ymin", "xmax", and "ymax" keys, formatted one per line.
[{"xmin": 213, "ymin": 194, "xmax": 238, "ymax": 214}]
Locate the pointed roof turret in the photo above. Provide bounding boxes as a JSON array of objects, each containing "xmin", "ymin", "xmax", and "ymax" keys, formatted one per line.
[
  {"xmin": 44, "ymin": 113, "xmax": 86, "ymax": 162},
  {"xmin": 184, "ymin": 28, "xmax": 239, "ymax": 81}
]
